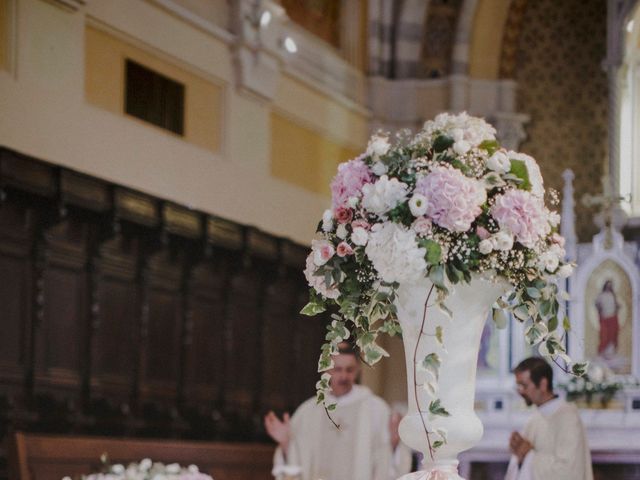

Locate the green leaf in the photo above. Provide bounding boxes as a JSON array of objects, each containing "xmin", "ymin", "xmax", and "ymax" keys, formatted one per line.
[
  {"xmin": 429, "ymin": 265, "xmax": 447, "ymax": 290},
  {"xmin": 572, "ymin": 362, "xmax": 589, "ymax": 377},
  {"xmin": 420, "ymin": 239, "xmax": 442, "ymax": 265},
  {"xmin": 301, "ymin": 301, "xmax": 326, "ymax": 316},
  {"xmin": 420, "ymin": 353, "xmax": 441, "ymax": 380},
  {"xmin": 492, "ymin": 308, "xmax": 508, "ymax": 329},
  {"xmin": 433, "ymin": 135, "xmax": 454, "ymax": 153},
  {"xmin": 435, "ymin": 325, "xmax": 444, "ymax": 345},
  {"xmin": 548, "ymin": 315, "xmax": 559, "ymax": 332},
  {"xmin": 513, "ymin": 304, "xmax": 530, "ymax": 321},
  {"xmin": 428, "ymin": 399, "xmax": 451, "ymax": 417},
  {"xmin": 562, "ymin": 316, "xmax": 572, "ymax": 332},
  {"xmin": 525, "ymin": 322, "xmax": 548, "ymax": 345},
  {"xmin": 509, "ymin": 159, "xmax": 531, "ymax": 191},
  {"xmin": 432, "ymin": 440, "xmax": 445, "ymax": 449},
  {"xmin": 526, "ymin": 287, "xmax": 541, "ymax": 299},
  {"xmin": 479, "ymin": 139, "xmax": 499, "ymax": 155}
]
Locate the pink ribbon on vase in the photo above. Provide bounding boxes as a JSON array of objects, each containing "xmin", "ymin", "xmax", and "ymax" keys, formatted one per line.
[{"xmin": 426, "ymin": 465, "xmax": 459, "ymax": 480}]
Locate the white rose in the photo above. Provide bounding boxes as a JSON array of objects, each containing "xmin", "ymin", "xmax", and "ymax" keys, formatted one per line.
[
  {"xmin": 556, "ymin": 264, "xmax": 574, "ymax": 278},
  {"xmin": 492, "ymin": 230, "xmax": 514, "ymax": 251},
  {"xmin": 139, "ymin": 459, "xmax": 152, "ymax": 471},
  {"xmin": 486, "ymin": 151, "xmax": 511, "ymax": 174},
  {"xmin": 347, "ymin": 196, "xmax": 359, "ymax": 208},
  {"xmin": 366, "ymin": 134, "xmax": 391, "ymax": 157},
  {"xmin": 409, "ymin": 194, "xmax": 429, "ymax": 217},
  {"xmin": 371, "ymin": 161, "xmax": 388, "ymax": 176},
  {"xmin": 453, "ymin": 140, "xmax": 471, "ymax": 155},
  {"xmin": 479, "ymin": 239, "xmax": 494, "ymax": 255},
  {"xmin": 538, "ymin": 251, "xmax": 559, "ymax": 272},
  {"xmin": 351, "ymin": 227, "xmax": 369, "ymax": 246},
  {"xmin": 322, "ymin": 209, "xmax": 333, "ymax": 232},
  {"xmin": 336, "ymin": 223, "xmax": 348, "ymax": 239}
]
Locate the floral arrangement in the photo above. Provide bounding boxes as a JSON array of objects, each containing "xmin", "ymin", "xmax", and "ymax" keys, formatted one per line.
[
  {"xmin": 301, "ymin": 112, "xmax": 587, "ymax": 455},
  {"xmin": 62, "ymin": 457, "xmax": 213, "ymax": 480},
  {"xmin": 560, "ymin": 363, "xmax": 637, "ymax": 408}
]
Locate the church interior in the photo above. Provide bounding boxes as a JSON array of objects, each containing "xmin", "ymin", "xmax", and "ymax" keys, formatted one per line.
[{"xmin": 0, "ymin": 0, "xmax": 639, "ymax": 479}]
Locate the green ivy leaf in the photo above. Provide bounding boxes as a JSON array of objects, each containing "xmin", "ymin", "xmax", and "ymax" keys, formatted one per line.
[
  {"xmin": 492, "ymin": 308, "xmax": 508, "ymax": 329},
  {"xmin": 509, "ymin": 159, "xmax": 531, "ymax": 191},
  {"xmin": 432, "ymin": 440, "xmax": 444, "ymax": 449},
  {"xmin": 420, "ymin": 353, "xmax": 441, "ymax": 380},
  {"xmin": 429, "ymin": 265, "xmax": 447, "ymax": 291},
  {"xmin": 572, "ymin": 362, "xmax": 589, "ymax": 377},
  {"xmin": 562, "ymin": 316, "xmax": 572, "ymax": 332},
  {"xmin": 548, "ymin": 315, "xmax": 559, "ymax": 332},
  {"xmin": 419, "ymin": 239, "xmax": 442, "ymax": 265},
  {"xmin": 428, "ymin": 399, "xmax": 451, "ymax": 417},
  {"xmin": 435, "ymin": 325, "xmax": 444, "ymax": 345}
]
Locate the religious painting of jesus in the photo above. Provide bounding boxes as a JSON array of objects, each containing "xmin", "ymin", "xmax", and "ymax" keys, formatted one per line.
[{"xmin": 584, "ymin": 260, "xmax": 633, "ymax": 374}]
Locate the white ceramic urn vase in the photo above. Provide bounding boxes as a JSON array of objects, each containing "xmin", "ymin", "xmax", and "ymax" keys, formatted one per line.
[{"xmin": 395, "ymin": 276, "xmax": 508, "ymax": 480}]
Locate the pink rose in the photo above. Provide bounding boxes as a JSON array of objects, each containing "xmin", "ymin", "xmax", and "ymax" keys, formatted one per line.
[
  {"xmin": 412, "ymin": 217, "xmax": 432, "ymax": 236},
  {"xmin": 551, "ymin": 232, "xmax": 566, "ymax": 247},
  {"xmin": 351, "ymin": 219, "xmax": 370, "ymax": 231},
  {"xmin": 415, "ymin": 166, "xmax": 486, "ymax": 232},
  {"xmin": 334, "ymin": 206, "xmax": 353, "ymax": 224},
  {"xmin": 311, "ymin": 239, "xmax": 335, "ymax": 266},
  {"xmin": 476, "ymin": 225, "xmax": 490, "ymax": 240},
  {"xmin": 336, "ymin": 241, "xmax": 354, "ymax": 257}
]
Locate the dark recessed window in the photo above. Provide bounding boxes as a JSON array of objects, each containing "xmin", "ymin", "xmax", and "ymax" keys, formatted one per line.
[{"xmin": 125, "ymin": 60, "xmax": 185, "ymax": 135}]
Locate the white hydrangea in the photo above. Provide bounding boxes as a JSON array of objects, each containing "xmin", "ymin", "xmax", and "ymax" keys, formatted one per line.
[
  {"xmin": 509, "ymin": 151, "xmax": 544, "ymax": 198},
  {"xmin": 419, "ymin": 111, "xmax": 496, "ymax": 148},
  {"xmin": 538, "ymin": 244, "xmax": 565, "ymax": 272},
  {"xmin": 361, "ymin": 175, "xmax": 409, "ymax": 216},
  {"xmin": 366, "ymin": 134, "xmax": 391, "ymax": 158},
  {"xmin": 365, "ymin": 223, "xmax": 427, "ymax": 284}
]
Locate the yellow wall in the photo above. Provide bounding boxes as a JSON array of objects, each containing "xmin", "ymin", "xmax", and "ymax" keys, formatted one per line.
[
  {"xmin": 469, "ymin": 0, "xmax": 511, "ymax": 79},
  {"xmin": 271, "ymin": 112, "xmax": 361, "ymax": 195},
  {"xmin": 85, "ymin": 25, "xmax": 222, "ymax": 153}
]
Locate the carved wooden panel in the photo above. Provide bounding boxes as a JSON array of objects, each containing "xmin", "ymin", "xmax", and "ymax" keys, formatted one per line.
[
  {"xmin": 33, "ymin": 219, "xmax": 88, "ymax": 399},
  {"xmin": 223, "ymin": 262, "xmax": 265, "ymax": 413},
  {"xmin": 0, "ymin": 204, "xmax": 33, "ymax": 391},
  {"xmin": 138, "ymin": 251, "xmax": 183, "ymax": 404},
  {"xmin": 260, "ymin": 275, "xmax": 299, "ymax": 412},
  {"xmin": 181, "ymin": 260, "xmax": 228, "ymax": 406}
]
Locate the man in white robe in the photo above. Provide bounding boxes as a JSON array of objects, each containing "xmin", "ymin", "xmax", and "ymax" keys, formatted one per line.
[
  {"xmin": 264, "ymin": 343, "xmax": 412, "ymax": 480},
  {"xmin": 505, "ymin": 357, "xmax": 593, "ymax": 480}
]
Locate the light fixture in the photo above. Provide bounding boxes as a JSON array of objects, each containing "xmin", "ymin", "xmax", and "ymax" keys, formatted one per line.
[
  {"xmin": 627, "ymin": 19, "xmax": 634, "ymax": 33},
  {"xmin": 284, "ymin": 36, "xmax": 297, "ymax": 54},
  {"xmin": 260, "ymin": 10, "xmax": 272, "ymax": 28}
]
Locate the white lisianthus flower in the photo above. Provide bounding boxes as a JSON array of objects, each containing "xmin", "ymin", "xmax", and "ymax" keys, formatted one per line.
[
  {"xmin": 166, "ymin": 463, "xmax": 181, "ymax": 474},
  {"xmin": 453, "ymin": 140, "xmax": 471, "ymax": 155},
  {"xmin": 111, "ymin": 465, "xmax": 125, "ymax": 474},
  {"xmin": 336, "ymin": 223, "xmax": 348, "ymax": 239},
  {"xmin": 409, "ymin": 194, "xmax": 429, "ymax": 217},
  {"xmin": 347, "ymin": 196, "xmax": 359, "ymax": 208},
  {"xmin": 322, "ymin": 209, "xmax": 333, "ymax": 232},
  {"xmin": 361, "ymin": 175, "xmax": 409, "ymax": 216},
  {"xmin": 371, "ymin": 161, "xmax": 388, "ymax": 176},
  {"xmin": 366, "ymin": 134, "xmax": 391, "ymax": 158},
  {"xmin": 139, "ymin": 459, "xmax": 152, "ymax": 471},
  {"xmin": 556, "ymin": 264, "xmax": 574, "ymax": 278},
  {"xmin": 538, "ymin": 250, "xmax": 560, "ymax": 272},
  {"xmin": 479, "ymin": 239, "xmax": 494, "ymax": 255},
  {"xmin": 365, "ymin": 223, "xmax": 427, "ymax": 283},
  {"xmin": 351, "ymin": 226, "xmax": 369, "ymax": 246},
  {"xmin": 487, "ymin": 150, "xmax": 511, "ymax": 174},
  {"xmin": 492, "ymin": 230, "xmax": 514, "ymax": 251}
]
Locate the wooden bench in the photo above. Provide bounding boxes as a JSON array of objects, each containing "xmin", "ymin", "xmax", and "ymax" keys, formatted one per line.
[{"xmin": 9, "ymin": 432, "xmax": 275, "ymax": 480}]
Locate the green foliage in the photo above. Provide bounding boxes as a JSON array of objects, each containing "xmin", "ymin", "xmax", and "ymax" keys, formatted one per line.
[
  {"xmin": 428, "ymin": 399, "xmax": 450, "ymax": 417},
  {"xmin": 433, "ymin": 135, "xmax": 454, "ymax": 153},
  {"xmin": 418, "ymin": 239, "xmax": 442, "ymax": 265},
  {"xmin": 479, "ymin": 139, "xmax": 499, "ymax": 155},
  {"xmin": 301, "ymin": 289, "xmax": 327, "ymax": 316},
  {"xmin": 509, "ymin": 159, "xmax": 531, "ymax": 191}
]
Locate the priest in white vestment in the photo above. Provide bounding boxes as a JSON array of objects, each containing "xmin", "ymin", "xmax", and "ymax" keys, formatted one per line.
[
  {"xmin": 264, "ymin": 343, "xmax": 412, "ymax": 480},
  {"xmin": 505, "ymin": 357, "xmax": 593, "ymax": 480}
]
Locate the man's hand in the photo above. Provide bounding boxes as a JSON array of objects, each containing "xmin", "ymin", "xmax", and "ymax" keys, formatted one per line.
[
  {"xmin": 509, "ymin": 431, "xmax": 533, "ymax": 464},
  {"xmin": 389, "ymin": 412, "xmax": 402, "ymax": 451},
  {"xmin": 264, "ymin": 411, "xmax": 291, "ymax": 455}
]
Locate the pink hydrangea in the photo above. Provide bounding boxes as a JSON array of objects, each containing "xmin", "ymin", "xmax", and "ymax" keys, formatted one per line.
[
  {"xmin": 491, "ymin": 190, "xmax": 551, "ymax": 248},
  {"xmin": 330, "ymin": 158, "xmax": 373, "ymax": 210},
  {"xmin": 415, "ymin": 166, "xmax": 486, "ymax": 232}
]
